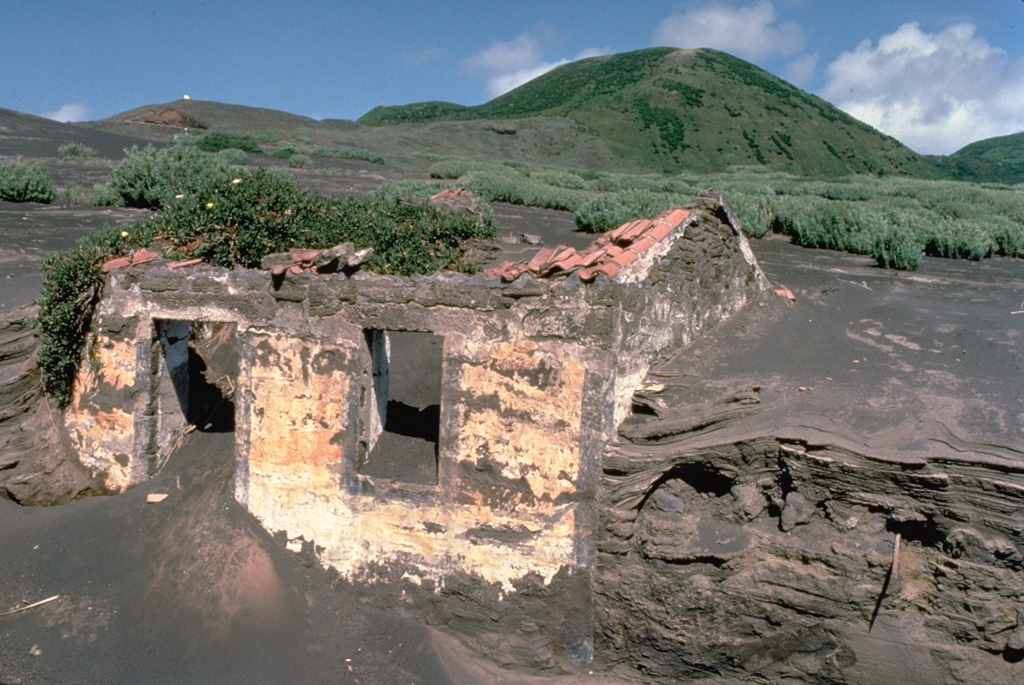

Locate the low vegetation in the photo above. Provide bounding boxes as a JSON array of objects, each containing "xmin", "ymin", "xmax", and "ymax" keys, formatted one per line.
[
  {"xmin": 38, "ymin": 155, "xmax": 494, "ymax": 406},
  {"xmin": 57, "ymin": 143, "xmax": 98, "ymax": 161},
  {"xmin": 192, "ymin": 130, "xmax": 264, "ymax": 155},
  {"xmin": 424, "ymin": 156, "xmax": 1024, "ymax": 267},
  {"xmin": 106, "ymin": 144, "xmax": 242, "ymax": 209},
  {"xmin": 0, "ymin": 157, "xmax": 56, "ymax": 203},
  {"xmin": 273, "ymin": 141, "xmax": 384, "ymax": 165}
]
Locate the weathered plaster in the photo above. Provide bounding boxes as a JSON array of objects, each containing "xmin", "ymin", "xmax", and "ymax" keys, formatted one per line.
[{"xmin": 64, "ymin": 197, "xmax": 768, "ymax": 666}]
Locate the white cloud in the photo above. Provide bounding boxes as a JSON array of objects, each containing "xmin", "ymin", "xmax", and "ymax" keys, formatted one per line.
[
  {"xmin": 782, "ymin": 52, "xmax": 817, "ymax": 86},
  {"xmin": 41, "ymin": 103, "xmax": 89, "ymax": 122},
  {"xmin": 820, "ymin": 22, "xmax": 1024, "ymax": 154},
  {"xmin": 465, "ymin": 28, "xmax": 607, "ymax": 98},
  {"xmin": 652, "ymin": 1, "xmax": 804, "ymax": 60}
]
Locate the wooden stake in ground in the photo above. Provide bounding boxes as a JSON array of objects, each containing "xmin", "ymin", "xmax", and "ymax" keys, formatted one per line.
[{"xmin": 0, "ymin": 594, "xmax": 59, "ymax": 617}]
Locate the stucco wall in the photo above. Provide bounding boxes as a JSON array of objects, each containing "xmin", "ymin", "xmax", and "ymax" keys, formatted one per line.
[{"xmin": 64, "ymin": 198, "xmax": 768, "ymax": 667}]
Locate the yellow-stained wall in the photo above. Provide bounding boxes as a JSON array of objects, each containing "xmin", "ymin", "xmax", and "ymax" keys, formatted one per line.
[
  {"xmin": 236, "ymin": 333, "xmax": 594, "ymax": 591},
  {"xmin": 64, "ymin": 330, "xmax": 147, "ymax": 492}
]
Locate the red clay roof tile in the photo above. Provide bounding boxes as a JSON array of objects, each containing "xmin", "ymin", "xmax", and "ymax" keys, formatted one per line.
[
  {"xmin": 527, "ymin": 246, "xmax": 558, "ymax": 271},
  {"xmin": 661, "ymin": 208, "xmax": 689, "ymax": 226},
  {"xmin": 645, "ymin": 222, "xmax": 673, "ymax": 242},
  {"xmin": 579, "ymin": 261, "xmax": 622, "ymax": 281},
  {"xmin": 101, "ymin": 256, "xmax": 131, "ymax": 273},
  {"xmin": 131, "ymin": 247, "xmax": 160, "ymax": 265},
  {"xmin": 613, "ymin": 250, "xmax": 639, "ymax": 268},
  {"xmin": 619, "ymin": 219, "xmax": 653, "ymax": 243},
  {"xmin": 607, "ymin": 220, "xmax": 635, "ymax": 243},
  {"xmin": 551, "ymin": 251, "xmax": 586, "ymax": 272},
  {"xmin": 631, "ymin": 235, "xmax": 657, "ymax": 254}
]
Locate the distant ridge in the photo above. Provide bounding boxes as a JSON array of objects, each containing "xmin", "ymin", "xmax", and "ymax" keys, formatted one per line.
[
  {"xmin": 95, "ymin": 99, "xmax": 324, "ymax": 134},
  {"xmin": 360, "ymin": 47, "xmax": 941, "ymax": 177},
  {"xmin": 82, "ymin": 48, "xmax": 1014, "ymax": 179},
  {"xmin": 942, "ymin": 131, "xmax": 1024, "ymax": 183}
]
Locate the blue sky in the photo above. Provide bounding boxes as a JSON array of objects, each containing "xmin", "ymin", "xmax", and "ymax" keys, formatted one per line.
[{"xmin": 3, "ymin": 1, "xmax": 1022, "ymax": 154}]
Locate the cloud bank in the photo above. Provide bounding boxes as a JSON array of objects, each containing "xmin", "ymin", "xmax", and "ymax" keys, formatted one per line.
[
  {"xmin": 652, "ymin": 1, "xmax": 804, "ymax": 60},
  {"xmin": 42, "ymin": 103, "xmax": 89, "ymax": 122},
  {"xmin": 465, "ymin": 28, "xmax": 607, "ymax": 98},
  {"xmin": 820, "ymin": 22, "xmax": 1024, "ymax": 155}
]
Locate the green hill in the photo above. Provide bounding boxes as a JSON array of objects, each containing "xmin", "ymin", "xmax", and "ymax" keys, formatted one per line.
[
  {"xmin": 358, "ymin": 47, "xmax": 940, "ymax": 177},
  {"xmin": 940, "ymin": 132, "xmax": 1024, "ymax": 183}
]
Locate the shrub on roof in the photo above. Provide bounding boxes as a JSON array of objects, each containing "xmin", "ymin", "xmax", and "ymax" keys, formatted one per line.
[
  {"xmin": 0, "ymin": 157, "xmax": 57, "ymax": 203},
  {"xmin": 38, "ymin": 164, "xmax": 496, "ymax": 407}
]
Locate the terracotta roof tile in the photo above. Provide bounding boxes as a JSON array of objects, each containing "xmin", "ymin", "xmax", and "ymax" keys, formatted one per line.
[
  {"xmin": 660, "ymin": 208, "xmax": 689, "ymax": 227},
  {"xmin": 579, "ymin": 261, "xmax": 622, "ymax": 282},
  {"xmin": 645, "ymin": 221, "xmax": 673, "ymax": 242},
  {"xmin": 488, "ymin": 205, "xmax": 691, "ymax": 285},
  {"xmin": 551, "ymin": 250, "xmax": 585, "ymax": 272},
  {"xmin": 619, "ymin": 219, "xmax": 653, "ymax": 244},
  {"xmin": 631, "ymin": 235, "xmax": 657, "ymax": 254},
  {"xmin": 527, "ymin": 246, "xmax": 558, "ymax": 271},
  {"xmin": 607, "ymin": 220, "xmax": 636, "ymax": 243},
  {"xmin": 131, "ymin": 247, "xmax": 160, "ymax": 265},
  {"xmin": 612, "ymin": 250, "xmax": 639, "ymax": 268},
  {"xmin": 101, "ymin": 256, "xmax": 131, "ymax": 273}
]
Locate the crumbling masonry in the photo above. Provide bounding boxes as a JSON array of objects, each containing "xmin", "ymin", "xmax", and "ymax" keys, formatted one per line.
[{"xmin": 62, "ymin": 194, "xmax": 768, "ymax": 667}]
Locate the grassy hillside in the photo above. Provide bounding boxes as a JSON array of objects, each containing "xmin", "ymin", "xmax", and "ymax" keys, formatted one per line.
[
  {"xmin": 940, "ymin": 132, "xmax": 1024, "ymax": 183},
  {"xmin": 358, "ymin": 48, "xmax": 942, "ymax": 178}
]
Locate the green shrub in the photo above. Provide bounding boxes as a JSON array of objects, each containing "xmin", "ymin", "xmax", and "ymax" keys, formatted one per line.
[
  {"xmin": 991, "ymin": 217, "xmax": 1024, "ymax": 257},
  {"xmin": 528, "ymin": 168, "xmax": 588, "ymax": 190},
  {"xmin": 272, "ymin": 144, "xmax": 305, "ymax": 160},
  {"xmin": 108, "ymin": 145, "xmax": 241, "ymax": 208},
  {"xmin": 310, "ymin": 145, "xmax": 385, "ymax": 165},
  {"xmin": 0, "ymin": 157, "xmax": 56, "ymax": 203},
  {"xmin": 429, "ymin": 159, "xmax": 473, "ymax": 179},
  {"xmin": 873, "ymin": 228, "xmax": 924, "ymax": 270},
  {"xmin": 574, "ymin": 189, "xmax": 684, "ymax": 232},
  {"xmin": 57, "ymin": 143, "xmax": 98, "ymax": 161},
  {"xmin": 37, "ymin": 224, "xmax": 148, "ymax": 406},
  {"xmin": 216, "ymin": 148, "xmax": 249, "ymax": 165},
  {"xmin": 287, "ymin": 153, "xmax": 312, "ymax": 169},
  {"xmin": 922, "ymin": 217, "xmax": 995, "ymax": 260},
  {"xmin": 89, "ymin": 182, "xmax": 125, "ymax": 207},
  {"xmin": 727, "ymin": 191, "xmax": 776, "ymax": 238},
  {"xmin": 194, "ymin": 130, "xmax": 264, "ymax": 155},
  {"xmin": 459, "ymin": 168, "xmax": 590, "ymax": 211}
]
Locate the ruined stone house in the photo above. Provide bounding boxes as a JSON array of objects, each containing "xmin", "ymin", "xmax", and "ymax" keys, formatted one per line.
[{"xmin": 60, "ymin": 193, "xmax": 768, "ymax": 667}]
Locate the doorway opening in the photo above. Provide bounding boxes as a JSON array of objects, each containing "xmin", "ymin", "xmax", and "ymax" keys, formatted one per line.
[
  {"xmin": 154, "ymin": 320, "xmax": 238, "ymax": 433},
  {"xmin": 358, "ymin": 329, "xmax": 442, "ymax": 485}
]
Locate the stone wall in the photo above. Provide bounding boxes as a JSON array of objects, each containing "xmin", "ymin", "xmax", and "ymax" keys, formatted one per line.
[{"xmin": 60, "ymin": 198, "xmax": 767, "ymax": 668}]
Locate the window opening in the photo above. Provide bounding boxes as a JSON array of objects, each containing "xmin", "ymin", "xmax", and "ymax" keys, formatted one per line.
[{"xmin": 359, "ymin": 330, "xmax": 441, "ymax": 485}]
